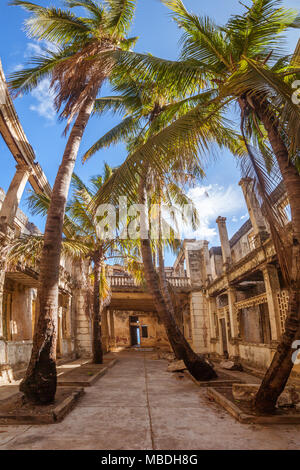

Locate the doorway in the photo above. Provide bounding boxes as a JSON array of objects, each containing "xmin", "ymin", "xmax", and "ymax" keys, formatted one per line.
[
  {"xmin": 130, "ymin": 325, "xmax": 141, "ymax": 346},
  {"xmin": 220, "ymin": 318, "xmax": 228, "ymax": 358},
  {"xmin": 129, "ymin": 315, "xmax": 141, "ymax": 346}
]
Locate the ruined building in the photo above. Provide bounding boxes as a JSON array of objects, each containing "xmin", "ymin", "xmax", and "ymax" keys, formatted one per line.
[{"xmin": 0, "ymin": 60, "xmax": 297, "ymax": 383}]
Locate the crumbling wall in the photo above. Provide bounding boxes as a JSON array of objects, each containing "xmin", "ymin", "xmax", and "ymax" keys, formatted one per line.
[{"xmin": 114, "ymin": 311, "xmax": 169, "ymax": 349}]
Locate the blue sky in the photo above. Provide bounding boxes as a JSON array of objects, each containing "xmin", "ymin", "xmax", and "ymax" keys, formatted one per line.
[{"xmin": 0, "ymin": 0, "xmax": 299, "ymax": 264}]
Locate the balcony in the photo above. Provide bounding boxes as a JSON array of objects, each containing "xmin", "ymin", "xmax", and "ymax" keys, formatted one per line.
[{"xmin": 108, "ymin": 275, "xmax": 191, "ymax": 291}]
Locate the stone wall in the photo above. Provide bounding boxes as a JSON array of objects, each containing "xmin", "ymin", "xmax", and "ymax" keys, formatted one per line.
[{"xmin": 113, "ymin": 310, "xmax": 169, "ymax": 349}]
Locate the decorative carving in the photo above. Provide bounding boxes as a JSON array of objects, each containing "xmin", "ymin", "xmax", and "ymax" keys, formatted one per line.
[{"xmin": 277, "ymin": 290, "xmax": 289, "ymax": 334}]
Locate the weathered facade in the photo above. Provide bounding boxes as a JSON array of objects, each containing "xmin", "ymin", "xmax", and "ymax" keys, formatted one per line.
[
  {"xmin": 173, "ymin": 179, "xmax": 295, "ymax": 375},
  {"xmin": 0, "ymin": 57, "xmax": 297, "ymax": 386}
]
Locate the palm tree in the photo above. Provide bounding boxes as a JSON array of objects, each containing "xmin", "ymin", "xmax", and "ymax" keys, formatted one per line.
[
  {"xmin": 68, "ymin": 168, "xmax": 143, "ymax": 362},
  {"xmin": 107, "ymin": 0, "xmax": 300, "ymax": 413},
  {"xmin": 8, "ymin": 0, "xmax": 137, "ymax": 403},
  {"xmin": 67, "ymin": 170, "xmax": 115, "ymax": 364},
  {"xmin": 81, "ymin": 76, "xmax": 245, "ymax": 379},
  {"xmin": 8, "ymin": 166, "xmax": 143, "ymax": 365}
]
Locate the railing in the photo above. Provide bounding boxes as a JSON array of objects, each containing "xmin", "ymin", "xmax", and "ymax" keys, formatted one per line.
[
  {"xmin": 108, "ymin": 275, "xmax": 191, "ymax": 289},
  {"xmin": 167, "ymin": 276, "xmax": 191, "ymax": 288},
  {"xmin": 234, "ymin": 293, "xmax": 267, "ymax": 310},
  {"xmin": 108, "ymin": 276, "xmax": 137, "ymax": 287}
]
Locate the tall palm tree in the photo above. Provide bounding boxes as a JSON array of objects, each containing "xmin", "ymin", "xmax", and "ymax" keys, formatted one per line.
[
  {"xmin": 82, "ymin": 76, "xmax": 245, "ymax": 379},
  {"xmin": 67, "ymin": 170, "xmax": 116, "ymax": 364},
  {"xmin": 107, "ymin": 0, "xmax": 300, "ymax": 413},
  {"xmin": 68, "ymin": 168, "xmax": 144, "ymax": 362},
  {"xmin": 8, "ymin": 167, "xmax": 143, "ymax": 365},
  {"xmin": 9, "ymin": 0, "xmax": 137, "ymax": 404}
]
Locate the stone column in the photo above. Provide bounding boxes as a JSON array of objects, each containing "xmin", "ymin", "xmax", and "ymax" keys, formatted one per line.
[
  {"xmin": 239, "ymin": 178, "xmax": 268, "ymax": 238},
  {"xmin": 226, "ymin": 287, "xmax": 240, "ymax": 359},
  {"xmin": 262, "ymin": 264, "xmax": 281, "ymax": 341},
  {"xmin": 0, "ymin": 268, "xmax": 5, "ymax": 339},
  {"xmin": 101, "ymin": 307, "xmax": 109, "ymax": 353},
  {"xmin": 109, "ymin": 310, "xmax": 116, "ymax": 350},
  {"xmin": 227, "ymin": 287, "xmax": 239, "ymax": 338},
  {"xmin": 202, "ymin": 241, "xmax": 212, "ymax": 284},
  {"xmin": 0, "ymin": 164, "xmax": 31, "ymax": 231},
  {"xmin": 184, "ymin": 240, "xmax": 204, "ymax": 287},
  {"xmin": 207, "ymin": 295, "xmax": 217, "ymax": 338},
  {"xmin": 75, "ymin": 287, "xmax": 92, "ymax": 357},
  {"xmin": 66, "ymin": 294, "xmax": 72, "ymax": 339},
  {"xmin": 216, "ymin": 217, "xmax": 232, "ymax": 268},
  {"xmin": 0, "ymin": 265, "xmax": 6, "ymax": 365},
  {"xmin": 189, "ymin": 291, "xmax": 209, "ymax": 354}
]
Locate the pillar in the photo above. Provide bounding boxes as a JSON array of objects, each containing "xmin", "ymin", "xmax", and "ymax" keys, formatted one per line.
[
  {"xmin": 109, "ymin": 310, "xmax": 116, "ymax": 349},
  {"xmin": 216, "ymin": 217, "xmax": 232, "ymax": 268},
  {"xmin": 184, "ymin": 240, "xmax": 204, "ymax": 287},
  {"xmin": 207, "ymin": 295, "xmax": 217, "ymax": 339},
  {"xmin": 0, "ymin": 164, "xmax": 31, "ymax": 230},
  {"xmin": 227, "ymin": 287, "xmax": 240, "ymax": 359},
  {"xmin": 239, "ymin": 178, "xmax": 268, "ymax": 237},
  {"xmin": 101, "ymin": 307, "xmax": 109, "ymax": 353},
  {"xmin": 262, "ymin": 264, "xmax": 281, "ymax": 341},
  {"xmin": 189, "ymin": 291, "xmax": 210, "ymax": 354},
  {"xmin": 0, "ymin": 268, "xmax": 5, "ymax": 338},
  {"xmin": 227, "ymin": 287, "xmax": 239, "ymax": 338},
  {"xmin": 202, "ymin": 241, "xmax": 212, "ymax": 284},
  {"xmin": 0, "ymin": 265, "xmax": 6, "ymax": 365}
]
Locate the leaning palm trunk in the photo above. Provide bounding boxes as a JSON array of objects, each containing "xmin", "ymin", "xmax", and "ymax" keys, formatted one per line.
[
  {"xmin": 158, "ymin": 246, "xmax": 180, "ymax": 360},
  {"xmin": 92, "ymin": 250, "xmax": 103, "ymax": 364},
  {"xmin": 247, "ymin": 98, "xmax": 300, "ymax": 413},
  {"xmin": 139, "ymin": 178, "xmax": 216, "ymax": 380},
  {"xmin": 20, "ymin": 89, "xmax": 98, "ymax": 404}
]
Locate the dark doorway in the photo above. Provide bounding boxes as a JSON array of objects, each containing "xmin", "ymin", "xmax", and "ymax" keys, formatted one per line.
[
  {"xmin": 220, "ymin": 318, "xmax": 228, "ymax": 358},
  {"xmin": 130, "ymin": 325, "xmax": 140, "ymax": 346}
]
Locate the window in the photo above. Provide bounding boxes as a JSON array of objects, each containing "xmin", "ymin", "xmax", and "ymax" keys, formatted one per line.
[
  {"xmin": 130, "ymin": 316, "xmax": 139, "ymax": 323},
  {"xmin": 141, "ymin": 325, "xmax": 148, "ymax": 338}
]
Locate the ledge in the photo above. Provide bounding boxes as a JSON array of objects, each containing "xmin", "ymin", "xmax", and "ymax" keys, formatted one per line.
[
  {"xmin": 0, "ymin": 388, "xmax": 84, "ymax": 425},
  {"xmin": 207, "ymin": 387, "xmax": 300, "ymax": 424},
  {"xmin": 184, "ymin": 370, "xmax": 244, "ymax": 388}
]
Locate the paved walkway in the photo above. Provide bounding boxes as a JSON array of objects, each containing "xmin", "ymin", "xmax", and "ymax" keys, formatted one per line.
[{"xmin": 0, "ymin": 351, "xmax": 300, "ymax": 450}]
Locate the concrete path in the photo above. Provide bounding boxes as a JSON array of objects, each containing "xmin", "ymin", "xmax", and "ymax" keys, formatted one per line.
[{"xmin": 0, "ymin": 350, "xmax": 300, "ymax": 450}]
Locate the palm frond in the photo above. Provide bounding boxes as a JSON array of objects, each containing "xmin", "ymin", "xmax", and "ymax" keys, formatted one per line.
[
  {"xmin": 82, "ymin": 116, "xmax": 141, "ymax": 161},
  {"xmin": 90, "ymin": 99, "xmax": 240, "ymax": 209},
  {"xmin": 8, "ymin": 47, "xmax": 70, "ymax": 95},
  {"xmin": 64, "ymin": 0, "xmax": 105, "ymax": 22},
  {"xmin": 112, "ymin": 50, "xmax": 207, "ymax": 95},
  {"xmin": 106, "ymin": 0, "xmax": 137, "ymax": 36},
  {"xmin": 93, "ymin": 95, "xmax": 128, "ymax": 116},
  {"xmin": 226, "ymin": 0, "xmax": 300, "ymax": 60},
  {"xmin": 163, "ymin": 1, "xmax": 231, "ymax": 71},
  {"xmin": 10, "ymin": 1, "xmax": 91, "ymax": 44}
]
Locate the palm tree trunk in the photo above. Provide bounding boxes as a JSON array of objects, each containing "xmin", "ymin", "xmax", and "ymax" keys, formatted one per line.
[
  {"xmin": 139, "ymin": 178, "xmax": 217, "ymax": 380},
  {"xmin": 92, "ymin": 250, "xmax": 103, "ymax": 364},
  {"xmin": 20, "ymin": 89, "xmax": 98, "ymax": 404},
  {"xmin": 245, "ymin": 97, "xmax": 300, "ymax": 413},
  {"xmin": 158, "ymin": 244, "xmax": 180, "ymax": 360},
  {"xmin": 254, "ymin": 291, "xmax": 300, "ymax": 413}
]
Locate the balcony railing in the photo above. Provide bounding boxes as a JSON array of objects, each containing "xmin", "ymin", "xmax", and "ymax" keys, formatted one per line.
[
  {"xmin": 167, "ymin": 276, "xmax": 191, "ymax": 288},
  {"xmin": 108, "ymin": 275, "xmax": 191, "ymax": 289}
]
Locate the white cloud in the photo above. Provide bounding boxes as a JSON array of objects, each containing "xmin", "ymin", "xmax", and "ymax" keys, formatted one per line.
[
  {"xmin": 11, "ymin": 63, "xmax": 24, "ymax": 72},
  {"xmin": 29, "ymin": 78, "xmax": 56, "ymax": 122},
  {"xmin": 177, "ymin": 184, "xmax": 247, "ymax": 243},
  {"xmin": 11, "ymin": 42, "xmax": 56, "ymax": 122},
  {"xmin": 24, "ymin": 42, "xmax": 44, "ymax": 58}
]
